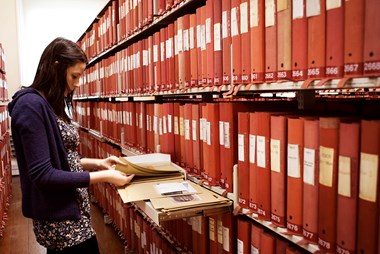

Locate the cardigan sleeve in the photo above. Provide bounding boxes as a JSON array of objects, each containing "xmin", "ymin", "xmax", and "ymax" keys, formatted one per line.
[{"xmin": 11, "ymin": 94, "xmax": 90, "ymax": 191}]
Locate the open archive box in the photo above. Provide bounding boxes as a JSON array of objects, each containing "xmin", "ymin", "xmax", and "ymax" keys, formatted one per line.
[{"xmin": 116, "ymin": 153, "xmax": 232, "ymax": 225}]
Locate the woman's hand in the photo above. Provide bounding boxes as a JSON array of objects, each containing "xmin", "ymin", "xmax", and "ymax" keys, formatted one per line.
[
  {"xmin": 89, "ymin": 170, "xmax": 134, "ymax": 186},
  {"xmin": 81, "ymin": 156, "xmax": 126, "ymax": 171},
  {"xmin": 97, "ymin": 155, "xmax": 126, "ymax": 170},
  {"xmin": 105, "ymin": 170, "xmax": 134, "ymax": 186}
]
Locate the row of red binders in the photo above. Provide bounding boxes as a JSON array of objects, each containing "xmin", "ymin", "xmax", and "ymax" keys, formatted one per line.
[
  {"xmin": 79, "ymin": 132, "xmax": 235, "ymax": 253},
  {"xmin": 90, "ymin": 180, "xmax": 309, "ymax": 253},
  {"xmin": 79, "ymin": 133, "xmax": 306, "ymax": 254},
  {"xmin": 78, "ymin": 0, "xmax": 187, "ymax": 59},
  {"xmin": 90, "ymin": 182, "xmax": 180, "ymax": 253},
  {"xmin": 0, "ymin": 107, "xmax": 9, "ymax": 139},
  {"xmin": 74, "ymin": 100, "xmax": 380, "ymax": 253},
  {"xmin": 238, "ymin": 218, "xmax": 304, "ymax": 254},
  {"xmin": 0, "ymin": 133, "xmax": 12, "ymax": 237},
  {"xmin": 79, "ymin": 118, "xmax": 312, "ymax": 254},
  {"xmin": 237, "ymin": 113, "xmax": 380, "ymax": 254},
  {"xmin": 0, "ymin": 43, "xmax": 5, "ymax": 74},
  {"xmin": 0, "ymin": 44, "xmax": 8, "ymax": 102},
  {"xmin": 77, "ymin": 0, "xmax": 380, "ymax": 97},
  {"xmin": 0, "ymin": 43, "xmax": 12, "ymax": 237}
]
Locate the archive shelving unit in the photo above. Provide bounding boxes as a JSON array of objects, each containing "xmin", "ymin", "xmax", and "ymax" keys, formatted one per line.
[
  {"xmin": 74, "ymin": 0, "xmax": 380, "ymax": 253},
  {"xmin": 0, "ymin": 42, "xmax": 13, "ymax": 238}
]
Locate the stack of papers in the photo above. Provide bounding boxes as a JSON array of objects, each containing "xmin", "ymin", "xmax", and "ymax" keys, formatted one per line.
[
  {"xmin": 115, "ymin": 153, "xmax": 231, "ymax": 220},
  {"xmin": 115, "ymin": 153, "xmax": 185, "ymax": 183},
  {"xmin": 150, "ymin": 181, "xmax": 231, "ymax": 213}
]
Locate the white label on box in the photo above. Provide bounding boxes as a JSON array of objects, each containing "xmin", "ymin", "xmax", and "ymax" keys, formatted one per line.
[
  {"xmin": 129, "ymin": 112, "xmax": 133, "ymax": 126},
  {"xmin": 174, "ymin": 34, "xmax": 179, "ymax": 55},
  {"xmin": 206, "ymin": 18, "xmax": 212, "ymax": 44},
  {"xmin": 168, "ymin": 114, "xmax": 172, "ymax": 133},
  {"xmin": 219, "ymin": 121, "xmax": 225, "ymax": 146},
  {"xmin": 159, "ymin": 118, "xmax": 163, "ymax": 135},
  {"xmin": 303, "ymin": 148, "xmax": 315, "ymax": 185},
  {"xmin": 288, "ymin": 144, "xmax": 301, "ymax": 178},
  {"xmin": 306, "ymin": 0, "xmax": 320, "ymax": 17},
  {"xmin": 160, "ymin": 42, "xmax": 165, "ymax": 61},
  {"xmin": 207, "ymin": 121, "xmax": 211, "ymax": 145},
  {"xmin": 237, "ymin": 239, "xmax": 244, "ymax": 254},
  {"xmin": 189, "ymin": 27, "xmax": 195, "ymax": 49},
  {"xmin": 197, "ymin": 25, "xmax": 202, "ymax": 48},
  {"xmin": 179, "ymin": 26, "xmax": 186, "ymax": 49},
  {"xmin": 338, "ymin": 155, "xmax": 351, "ymax": 197},
  {"xmin": 251, "ymin": 246, "xmax": 260, "ymax": 254},
  {"xmin": 223, "ymin": 226, "xmax": 230, "ymax": 251},
  {"xmin": 185, "ymin": 119, "xmax": 190, "ymax": 140},
  {"xmin": 153, "ymin": 116, "xmax": 158, "ymax": 133},
  {"xmin": 209, "ymin": 217, "xmax": 215, "ymax": 241},
  {"xmin": 326, "ymin": 0, "xmax": 341, "ymax": 10},
  {"xmin": 277, "ymin": 0, "xmax": 289, "ymax": 12},
  {"xmin": 218, "ymin": 219, "xmax": 223, "ymax": 244},
  {"xmin": 238, "ymin": 134, "xmax": 245, "ymax": 162},
  {"xmin": 293, "ymin": 0, "xmax": 304, "ymax": 20},
  {"xmin": 224, "ymin": 122, "xmax": 231, "ymax": 149},
  {"xmin": 153, "ymin": 45, "xmax": 158, "ymax": 62},
  {"xmin": 163, "ymin": 116, "xmax": 167, "ymax": 134},
  {"xmin": 201, "ymin": 25, "xmax": 206, "ymax": 50},
  {"xmin": 240, "ymin": 2, "xmax": 249, "ymax": 34},
  {"xmin": 214, "ymin": 23, "xmax": 222, "ymax": 51},
  {"xmin": 250, "ymin": 0, "xmax": 259, "ymax": 27},
  {"xmin": 319, "ymin": 146, "xmax": 334, "ymax": 187},
  {"xmin": 183, "ymin": 29, "xmax": 189, "ymax": 51},
  {"xmin": 180, "ymin": 117, "xmax": 184, "ymax": 136},
  {"xmin": 174, "ymin": 116, "xmax": 179, "ymax": 135},
  {"xmin": 271, "ymin": 139, "xmax": 281, "ymax": 173},
  {"xmin": 231, "ymin": 7, "xmax": 239, "ymax": 37},
  {"xmin": 143, "ymin": 50, "xmax": 148, "ymax": 66},
  {"xmin": 257, "ymin": 136, "xmax": 266, "ymax": 168},
  {"xmin": 222, "ymin": 11, "xmax": 229, "ymax": 38},
  {"xmin": 200, "ymin": 118, "xmax": 206, "ymax": 141},
  {"xmin": 359, "ymin": 152, "xmax": 379, "ymax": 202},
  {"xmin": 192, "ymin": 120, "xmax": 197, "ymax": 141},
  {"xmin": 249, "ymin": 134, "xmax": 256, "ymax": 164},
  {"xmin": 265, "ymin": 0, "xmax": 275, "ymax": 27},
  {"xmin": 166, "ymin": 38, "xmax": 173, "ymax": 58}
]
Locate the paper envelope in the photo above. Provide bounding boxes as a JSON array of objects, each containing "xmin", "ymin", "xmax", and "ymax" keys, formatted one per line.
[
  {"xmin": 149, "ymin": 186, "xmax": 231, "ymax": 212},
  {"xmin": 117, "ymin": 179, "xmax": 200, "ymax": 203}
]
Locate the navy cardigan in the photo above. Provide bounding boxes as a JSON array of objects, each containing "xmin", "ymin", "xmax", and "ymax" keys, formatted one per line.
[{"xmin": 8, "ymin": 88, "xmax": 90, "ymax": 221}]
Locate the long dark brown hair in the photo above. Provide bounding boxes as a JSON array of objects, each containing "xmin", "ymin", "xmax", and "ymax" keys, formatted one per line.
[{"xmin": 30, "ymin": 37, "xmax": 87, "ymax": 121}]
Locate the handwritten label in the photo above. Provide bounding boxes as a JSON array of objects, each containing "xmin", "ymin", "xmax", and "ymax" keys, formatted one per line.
[
  {"xmin": 359, "ymin": 152, "xmax": 378, "ymax": 202},
  {"xmin": 303, "ymin": 148, "xmax": 316, "ymax": 185},
  {"xmin": 249, "ymin": 134, "xmax": 256, "ymax": 164},
  {"xmin": 270, "ymin": 139, "xmax": 281, "ymax": 172},
  {"xmin": 257, "ymin": 136, "xmax": 266, "ymax": 168},
  {"xmin": 338, "ymin": 156, "xmax": 351, "ymax": 197},
  {"xmin": 288, "ymin": 144, "xmax": 301, "ymax": 178},
  {"xmin": 238, "ymin": 134, "xmax": 245, "ymax": 162},
  {"xmin": 319, "ymin": 146, "xmax": 334, "ymax": 187}
]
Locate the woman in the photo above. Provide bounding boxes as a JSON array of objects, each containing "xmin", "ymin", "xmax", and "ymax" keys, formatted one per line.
[{"xmin": 8, "ymin": 37, "xmax": 134, "ymax": 253}]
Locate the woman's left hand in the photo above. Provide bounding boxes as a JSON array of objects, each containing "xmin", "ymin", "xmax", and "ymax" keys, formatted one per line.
[{"xmin": 97, "ymin": 156, "xmax": 126, "ymax": 170}]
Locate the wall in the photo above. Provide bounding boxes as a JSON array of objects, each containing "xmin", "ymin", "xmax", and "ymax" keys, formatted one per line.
[
  {"xmin": 0, "ymin": 0, "xmax": 22, "ymax": 98},
  {"xmin": 0, "ymin": 0, "xmax": 108, "ymax": 98}
]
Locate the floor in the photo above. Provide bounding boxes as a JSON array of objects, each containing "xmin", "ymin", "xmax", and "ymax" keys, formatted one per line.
[{"xmin": 0, "ymin": 159, "xmax": 127, "ymax": 254}]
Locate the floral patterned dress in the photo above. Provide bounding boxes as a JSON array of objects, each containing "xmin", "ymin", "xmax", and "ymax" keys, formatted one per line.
[{"xmin": 32, "ymin": 117, "xmax": 95, "ymax": 251}]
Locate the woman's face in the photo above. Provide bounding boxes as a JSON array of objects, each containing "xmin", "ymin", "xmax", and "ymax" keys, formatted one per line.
[{"xmin": 65, "ymin": 62, "xmax": 86, "ymax": 96}]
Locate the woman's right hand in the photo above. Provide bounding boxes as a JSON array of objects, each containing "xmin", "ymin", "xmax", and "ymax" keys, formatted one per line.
[
  {"xmin": 106, "ymin": 170, "xmax": 134, "ymax": 186},
  {"xmin": 89, "ymin": 170, "xmax": 134, "ymax": 186}
]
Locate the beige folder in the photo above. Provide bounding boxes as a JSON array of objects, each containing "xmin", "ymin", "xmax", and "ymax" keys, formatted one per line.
[{"xmin": 115, "ymin": 153, "xmax": 185, "ymax": 183}]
